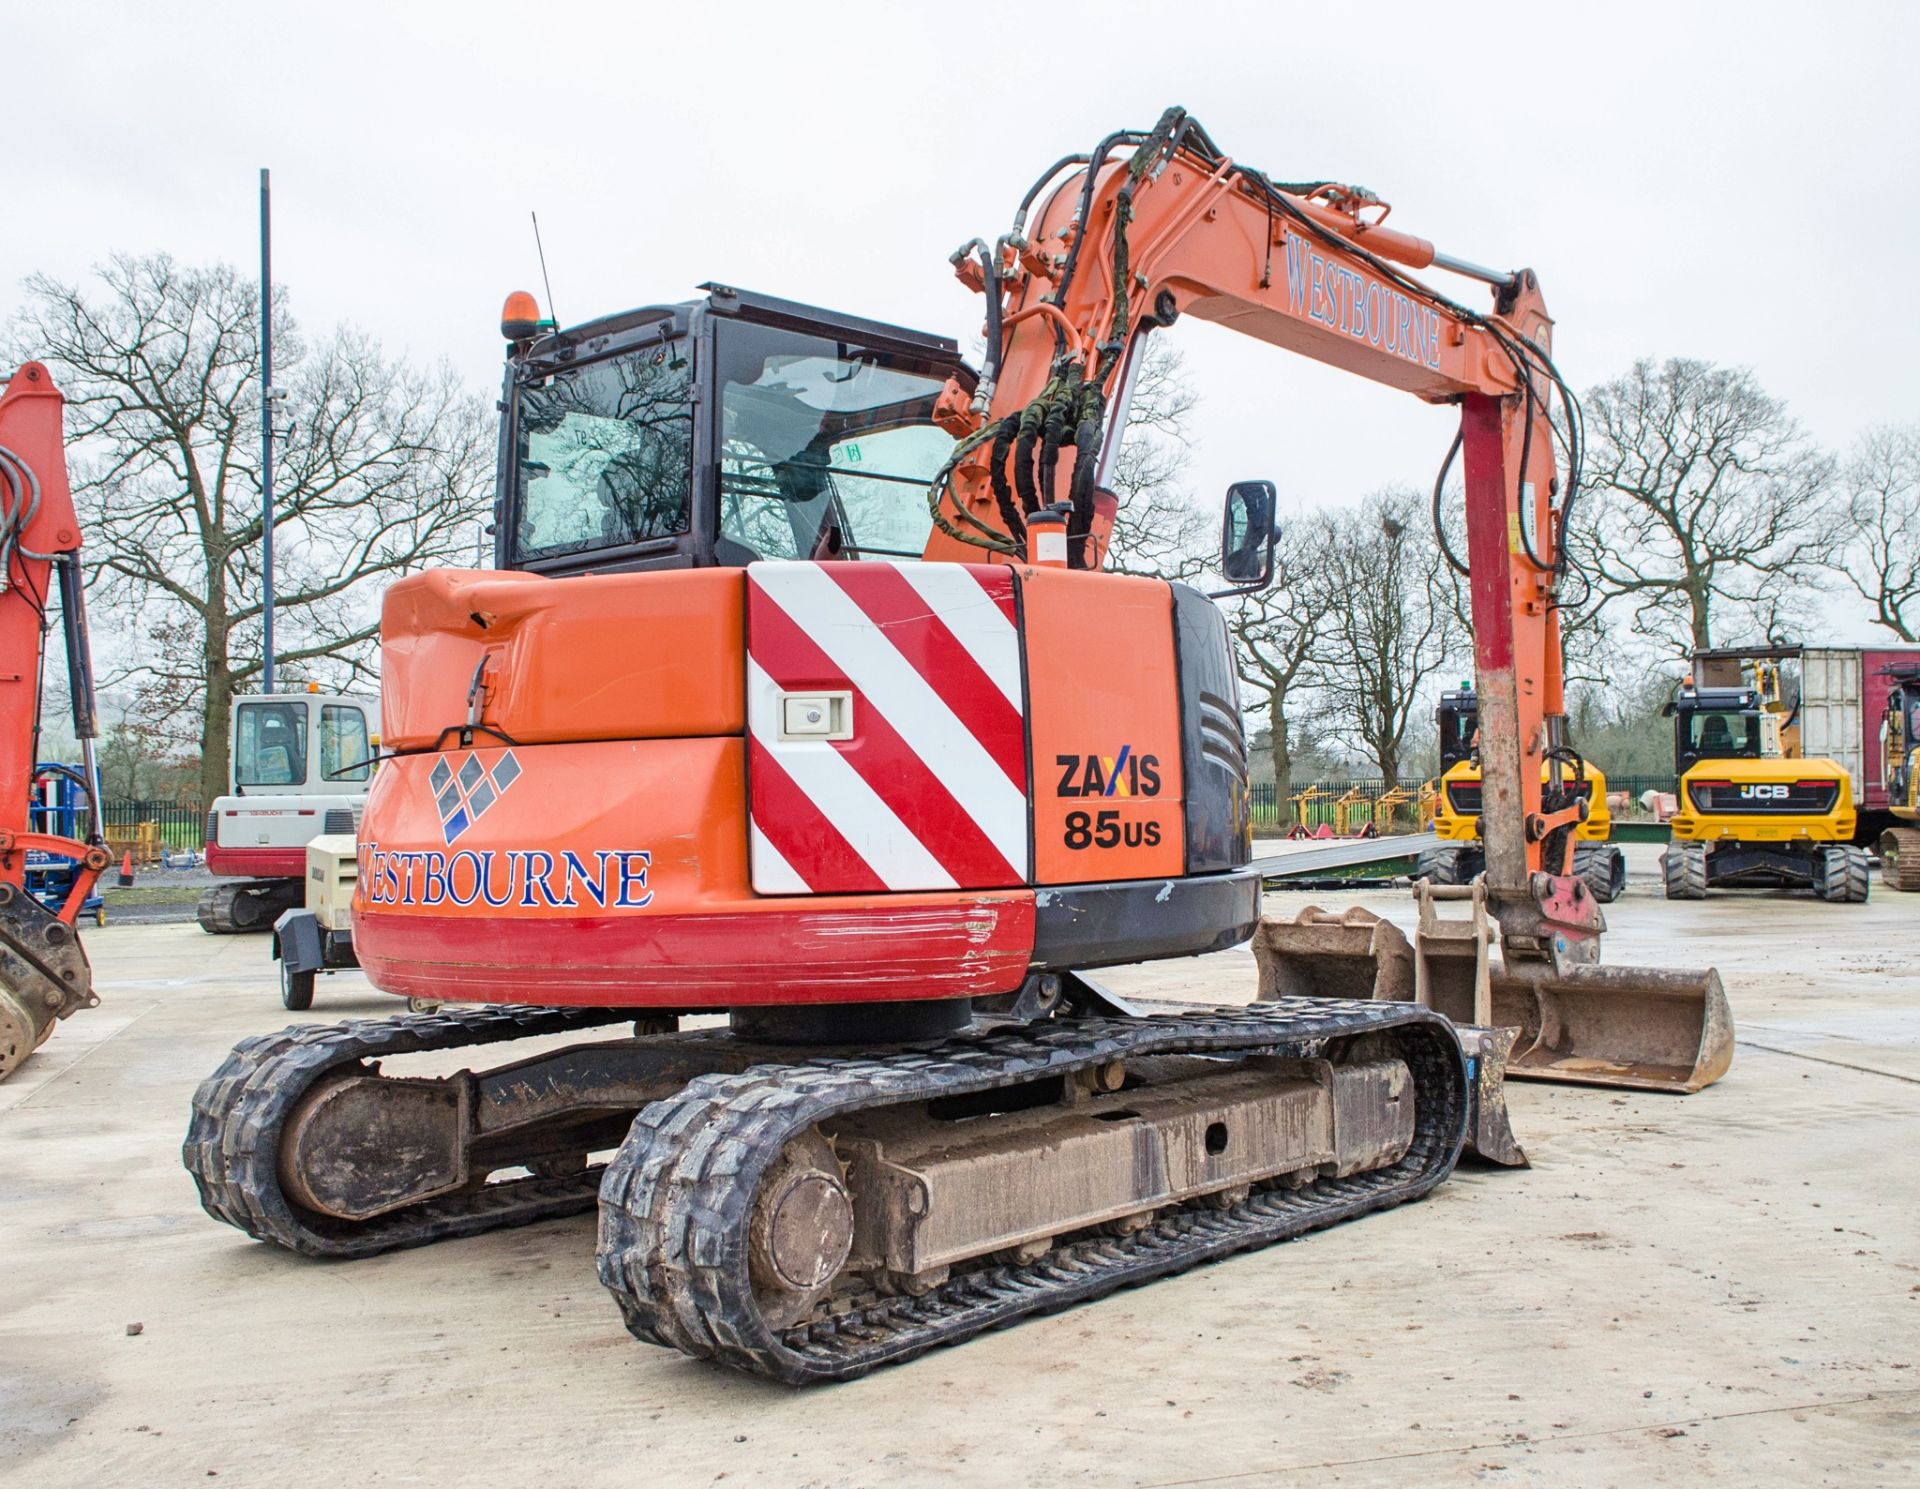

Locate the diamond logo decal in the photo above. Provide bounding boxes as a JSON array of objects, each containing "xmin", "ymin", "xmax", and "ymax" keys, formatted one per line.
[{"xmin": 435, "ymin": 750, "xmax": 521, "ymax": 844}]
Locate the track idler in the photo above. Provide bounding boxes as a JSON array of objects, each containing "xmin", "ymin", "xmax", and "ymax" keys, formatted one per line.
[{"xmin": 0, "ymin": 879, "xmax": 100, "ymax": 1081}]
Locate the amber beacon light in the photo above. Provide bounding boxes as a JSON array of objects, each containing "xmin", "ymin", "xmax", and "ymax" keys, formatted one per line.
[{"xmin": 500, "ymin": 291, "xmax": 543, "ymax": 341}]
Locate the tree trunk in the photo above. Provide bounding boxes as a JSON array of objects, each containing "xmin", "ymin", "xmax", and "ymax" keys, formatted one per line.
[
  {"xmin": 1688, "ymin": 574, "xmax": 1713, "ymax": 651},
  {"xmin": 1267, "ymin": 686, "xmax": 1293, "ymax": 828},
  {"xmin": 1374, "ymin": 732, "xmax": 1400, "ymax": 793}
]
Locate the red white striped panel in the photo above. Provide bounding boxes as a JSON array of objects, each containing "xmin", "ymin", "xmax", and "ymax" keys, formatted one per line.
[{"xmin": 747, "ymin": 561, "xmax": 1028, "ymax": 894}]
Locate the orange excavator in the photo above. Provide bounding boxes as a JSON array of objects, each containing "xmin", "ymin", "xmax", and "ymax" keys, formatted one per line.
[
  {"xmin": 184, "ymin": 110, "xmax": 1729, "ymax": 1381},
  {"xmin": 0, "ymin": 364, "xmax": 110, "ymax": 1079}
]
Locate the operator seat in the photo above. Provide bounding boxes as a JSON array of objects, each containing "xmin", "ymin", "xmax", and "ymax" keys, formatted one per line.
[{"xmin": 1699, "ymin": 716, "xmax": 1734, "ymax": 755}]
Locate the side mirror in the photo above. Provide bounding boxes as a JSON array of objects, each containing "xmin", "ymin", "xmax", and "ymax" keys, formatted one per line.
[{"xmin": 1218, "ymin": 480, "xmax": 1277, "ymax": 590}]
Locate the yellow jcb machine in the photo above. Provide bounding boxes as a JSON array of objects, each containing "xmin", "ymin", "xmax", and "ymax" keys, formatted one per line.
[
  {"xmin": 1420, "ymin": 686, "xmax": 1626, "ymax": 902},
  {"xmin": 1659, "ymin": 661, "xmax": 1869, "ymax": 903}
]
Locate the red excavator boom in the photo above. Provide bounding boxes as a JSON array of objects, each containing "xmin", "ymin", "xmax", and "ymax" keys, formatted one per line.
[{"xmin": 0, "ymin": 363, "xmax": 109, "ymax": 1078}]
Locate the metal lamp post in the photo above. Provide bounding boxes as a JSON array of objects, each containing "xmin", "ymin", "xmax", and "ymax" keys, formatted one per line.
[{"xmin": 259, "ymin": 167, "xmax": 276, "ymax": 695}]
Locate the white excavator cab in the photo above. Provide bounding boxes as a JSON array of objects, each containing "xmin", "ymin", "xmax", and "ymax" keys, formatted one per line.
[
  {"xmin": 229, "ymin": 691, "xmax": 375, "ymax": 795},
  {"xmin": 200, "ymin": 689, "xmax": 378, "ymax": 933}
]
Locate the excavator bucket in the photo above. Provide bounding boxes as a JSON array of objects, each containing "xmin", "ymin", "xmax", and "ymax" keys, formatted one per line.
[
  {"xmin": 1254, "ymin": 890, "xmax": 1733, "ymax": 1098},
  {"xmin": 1252, "ymin": 904, "xmax": 1413, "ymax": 1001},
  {"xmin": 1411, "ymin": 882, "xmax": 1732, "ymax": 1094},
  {"xmin": 1253, "ymin": 905, "xmax": 1526, "ymax": 1166},
  {"xmin": 1489, "ymin": 961, "xmax": 1734, "ymax": 1094},
  {"xmin": 0, "ymin": 881, "xmax": 99, "ymax": 1080}
]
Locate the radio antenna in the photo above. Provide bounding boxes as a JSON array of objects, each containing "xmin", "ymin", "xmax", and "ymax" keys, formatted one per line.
[{"xmin": 531, "ymin": 211, "xmax": 559, "ymax": 326}]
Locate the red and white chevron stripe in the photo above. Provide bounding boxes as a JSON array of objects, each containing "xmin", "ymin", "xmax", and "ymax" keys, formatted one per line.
[{"xmin": 746, "ymin": 561, "xmax": 1028, "ymax": 894}]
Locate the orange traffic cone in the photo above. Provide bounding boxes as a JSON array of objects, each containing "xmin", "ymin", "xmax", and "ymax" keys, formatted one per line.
[{"xmin": 117, "ymin": 850, "xmax": 134, "ymax": 888}]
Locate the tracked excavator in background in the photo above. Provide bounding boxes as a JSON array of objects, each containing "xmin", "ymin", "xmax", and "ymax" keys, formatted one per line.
[
  {"xmin": 184, "ymin": 110, "xmax": 1732, "ymax": 1382},
  {"xmin": 197, "ymin": 687, "xmax": 377, "ymax": 934},
  {"xmin": 1881, "ymin": 663, "xmax": 1920, "ymax": 890},
  {"xmin": 0, "ymin": 365, "xmax": 109, "ymax": 1080},
  {"xmin": 1418, "ymin": 685, "xmax": 1626, "ymax": 902}
]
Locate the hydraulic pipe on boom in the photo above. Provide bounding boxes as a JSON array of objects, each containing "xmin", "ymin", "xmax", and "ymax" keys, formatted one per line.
[{"xmin": 0, "ymin": 364, "xmax": 109, "ymax": 1079}]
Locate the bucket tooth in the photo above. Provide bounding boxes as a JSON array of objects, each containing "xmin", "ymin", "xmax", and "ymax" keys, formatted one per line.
[{"xmin": 1251, "ymin": 905, "xmax": 1415, "ymax": 1002}]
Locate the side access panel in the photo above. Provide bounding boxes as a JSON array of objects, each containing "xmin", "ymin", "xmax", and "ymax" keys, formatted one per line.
[
  {"xmin": 1171, "ymin": 584, "xmax": 1251, "ymax": 874},
  {"xmin": 746, "ymin": 561, "xmax": 1030, "ymax": 894},
  {"xmin": 1024, "ymin": 568, "xmax": 1185, "ymax": 884}
]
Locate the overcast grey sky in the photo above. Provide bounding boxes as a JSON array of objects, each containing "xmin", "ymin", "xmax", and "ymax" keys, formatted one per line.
[{"xmin": 8, "ymin": 0, "xmax": 1917, "ymax": 536}]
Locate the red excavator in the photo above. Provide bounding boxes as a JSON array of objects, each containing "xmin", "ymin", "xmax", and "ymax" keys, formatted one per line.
[
  {"xmin": 184, "ymin": 110, "xmax": 1729, "ymax": 1382},
  {"xmin": 0, "ymin": 364, "xmax": 110, "ymax": 1079}
]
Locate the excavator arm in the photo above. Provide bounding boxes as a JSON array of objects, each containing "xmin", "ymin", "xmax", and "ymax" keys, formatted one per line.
[
  {"xmin": 0, "ymin": 363, "xmax": 109, "ymax": 1079},
  {"xmin": 931, "ymin": 107, "xmax": 1591, "ymax": 961}
]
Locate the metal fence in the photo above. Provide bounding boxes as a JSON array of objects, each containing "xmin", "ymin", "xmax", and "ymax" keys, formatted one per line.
[
  {"xmin": 99, "ymin": 799, "xmax": 206, "ymax": 856},
  {"xmin": 1250, "ymin": 780, "xmax": 1418, "ymax": 833}
]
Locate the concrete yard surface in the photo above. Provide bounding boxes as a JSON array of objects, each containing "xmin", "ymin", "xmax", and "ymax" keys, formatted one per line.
[{"xmin": 2, "ymin": 848, "xmax": 1916, "ymax": 1487}]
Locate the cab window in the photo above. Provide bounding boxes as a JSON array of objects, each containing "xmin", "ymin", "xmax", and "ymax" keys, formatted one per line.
[
  {"xmin": 513, "ymin": 343, "xmax": 695, "ymax": 562},
  {"xmin": 236, "ymin": 701, "xmax": 308, "ymax": 787},
  {"xmin": 715, "ymin": 322, "xmax": 957, "ymax": 563},
  {"xmin": 1687, "ymin": 710, "xmax": 1757, "ymax": 757},
  {"xmin": 321, "ymin": 705, "xmax": 372, "ymax": 783}
]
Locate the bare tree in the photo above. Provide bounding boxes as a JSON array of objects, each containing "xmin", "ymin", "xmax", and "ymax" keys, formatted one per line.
[
  {"xmin": 1571, "ymin": 357, "xmax": 1836, "ymax": 655},
  {"xmin": 1226, "ymin": 514, "xmax": 1337, "ymax": 823},
  {"xmin": 1318, "ymin": 487, "xmax": 1461, "ymax": 789},
  {"xmin": 6, "ymin": 254, "xmax": 492, "ymax": 806},
  {"xmin": 1835, "ymin": 422, "xmax": 1920, "ymax": 641}
]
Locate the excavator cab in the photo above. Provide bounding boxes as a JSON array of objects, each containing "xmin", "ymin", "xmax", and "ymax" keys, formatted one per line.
[
  {"xmin": 1436, "ymin": 687, "xmax": 1477, "ymax": 772},
  {"xmin": 500, "ymin": 285, "xmax": 978, "ymax": 578},
  {"xmin": 1882, "ymin": 669, "xmax": 1920, "ymax": 807},
  {"xmin": 1668, "ymin": 686, "xmax": 1764, "ymax": 772}
]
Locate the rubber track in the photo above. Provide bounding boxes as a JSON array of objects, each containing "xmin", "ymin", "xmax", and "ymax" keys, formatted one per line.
[
  {"xmin": 184, "ymin": 1004, "xmax": 637, "ymax": 1258},
  {"xmin": 597, "ymin": 998, "xmax": 1466, "ymax": 1384},
  {"xmin": 196, "ymin": 881, "xmax": 295, "ymax": 935},
  {"xmin": 1886, "ymin": 829, "xmax": 1920, "ymax": 892}
]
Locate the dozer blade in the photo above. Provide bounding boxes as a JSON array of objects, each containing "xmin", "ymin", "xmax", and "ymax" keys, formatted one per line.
[
  {"xmin": 1252, "ymin": 904, "xmax": 1527, "ymax": 1166},
  {"xmin": 1490, "ymin": 961, "xmax": 1734, "ymax": 1094},
  {"xmin": 1454, "ymin": 1022, "xmax": 1528, "ymax": 1168},
  {"xmin": 0, "ymin": 880, "xmax": 98, "ymax": 1081}
]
